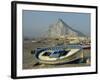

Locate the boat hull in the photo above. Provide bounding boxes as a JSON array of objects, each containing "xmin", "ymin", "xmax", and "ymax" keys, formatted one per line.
[{"xmin": 33, "ymin": 45, "xmax": 83, "ymax": 65}]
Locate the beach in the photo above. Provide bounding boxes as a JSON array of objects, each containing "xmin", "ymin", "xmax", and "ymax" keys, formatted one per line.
[{"xmin": 23, "ymin": 39, "xmax": 91, "ymax": 69}]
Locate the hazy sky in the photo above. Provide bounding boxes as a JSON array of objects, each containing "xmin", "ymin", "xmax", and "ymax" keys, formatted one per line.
[{"xmin": 22, "ymin": 10, "xmax": 90, "ymax": 38}]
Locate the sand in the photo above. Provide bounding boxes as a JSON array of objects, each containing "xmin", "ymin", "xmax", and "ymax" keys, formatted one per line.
[{"xmin": 23, "ymin": 40, "xmax": 90, "ymax": 69}]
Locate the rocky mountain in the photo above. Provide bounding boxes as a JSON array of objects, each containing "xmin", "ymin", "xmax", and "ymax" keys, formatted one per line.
[{"xmin": 47, "ymin": 18, "xmax": 85, "ymax": 38}]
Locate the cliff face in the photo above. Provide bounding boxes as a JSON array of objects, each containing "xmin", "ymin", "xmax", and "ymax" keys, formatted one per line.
[{"xmin": 47, "ymin": 18, "xmax": 85, "ymax": 38}]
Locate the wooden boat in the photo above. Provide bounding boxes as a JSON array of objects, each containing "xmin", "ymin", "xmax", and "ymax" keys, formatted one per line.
[
  {"xmin": 32, "ymin": 45, "xmax": 84, "ymax": 65},
  {"xmin": 82, "ymin": 45, "xmax": 91, "ymax": 49}
]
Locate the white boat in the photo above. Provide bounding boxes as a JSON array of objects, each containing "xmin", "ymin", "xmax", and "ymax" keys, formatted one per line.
[{"xmin": 33, "ymin": 45, "xmax": 84, "ymax": 64}]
